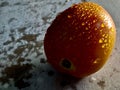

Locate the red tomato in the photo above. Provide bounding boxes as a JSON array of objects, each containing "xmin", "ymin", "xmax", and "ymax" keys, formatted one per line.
[{"xmin": 44, "ymin": 2, "xmax": 116, "ymax": 78}]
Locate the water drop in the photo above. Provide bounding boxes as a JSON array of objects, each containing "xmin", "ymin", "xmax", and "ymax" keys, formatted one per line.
[
  {"xmin": 93, "ymin": 58, "xmax": 101, "ymax": 64},
  {"xmin": 105, "ymin": 34, "xmax": 108, "ymax": 38},
  {"xmin": 85, "ymin": 27, "xmax": 88, "ymax": 30},
  {"xmin": 105, "ymin": 43, "xmax": 108, "ymax": 47},
  {"xmin": 93, "ymin": 20, "xmax": 96, "ymax": 23},
  {"xmin": 111, "ymin": 27, "xmax": 114, "ymax": 32},
  {"xmin": 69, "ymin": 37, "xmax": 73, "ymax": 40},
  {"xmin": 102, "ymin": 44, "xmax": 105, "ymax": 48},
  {"xmin": 99, "ymin": 39, "xmax": 103, "ymax": 43},
  {"xmin": 95, "ymin": 28, "xmax": 97, "ymax": 30},
  {"xmin": 101, "ymin": 23, "xmax": 104, "ymax": 27},
  {"xmin": 81, "ymin": 14, "xmax": 84, "ymax": 17},
  {"xmin": 104, "ymin": 39, "xmax": 107, "ymax": 43},
  {"xmin": 67, "ymin": 15, "xmax": 71, "ymax": 18},
  {"xmin": 82, "ymin": 22, "xmax": 85, "ymax": 26},
  {"xmin": 102, "ymin": 34, "xmax": 105, "ymax": 37},
  {"xmin": 88, "ymin": 36, "xmax": 91, "ymax": 39}
]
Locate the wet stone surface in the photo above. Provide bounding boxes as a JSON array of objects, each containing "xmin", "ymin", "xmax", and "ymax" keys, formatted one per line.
[{"xmin": 0, "ymin": 0, "xmax": 120, "ymax": 90}]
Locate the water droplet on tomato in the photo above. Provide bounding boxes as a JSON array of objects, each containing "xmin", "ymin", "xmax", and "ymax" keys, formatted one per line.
[{"xmin": 99, "ymin": 39, "xmax": 103, "ymax": 43}]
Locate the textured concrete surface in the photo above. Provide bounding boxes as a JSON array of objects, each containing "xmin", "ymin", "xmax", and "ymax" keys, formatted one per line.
[{"xmin": 0, "ymin": 0, "xmax": 120, "ymax": 90}]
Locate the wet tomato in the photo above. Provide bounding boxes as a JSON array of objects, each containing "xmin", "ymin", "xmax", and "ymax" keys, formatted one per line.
[{"xmin": 44, "ymin": 2, "xmax": 116, "ymax": 78}]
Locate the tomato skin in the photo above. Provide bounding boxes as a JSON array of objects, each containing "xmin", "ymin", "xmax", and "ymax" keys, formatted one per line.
[{"xmin": 44, "ymin": 2, "xmax": 116, "ymax": 78}]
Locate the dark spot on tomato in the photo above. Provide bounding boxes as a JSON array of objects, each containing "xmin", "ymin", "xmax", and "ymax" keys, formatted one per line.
[{"xmin": 61, "ymin": 59, "xmax": 71, "ymax": 69}]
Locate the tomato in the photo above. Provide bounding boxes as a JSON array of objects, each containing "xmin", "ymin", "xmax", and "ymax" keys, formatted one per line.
[{"xmin": 44, "ymin": 2, "xmax": 116, "ymax": 78}]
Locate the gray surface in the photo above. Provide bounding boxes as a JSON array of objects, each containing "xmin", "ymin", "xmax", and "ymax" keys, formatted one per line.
[{"xmin": 0, "ymin": 0, "xmax": 120, "ymax": 90}]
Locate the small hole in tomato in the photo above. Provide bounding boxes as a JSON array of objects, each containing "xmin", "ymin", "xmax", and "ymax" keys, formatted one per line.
[{"xmin": 61, "ymin": 59, "xmax": 71, "ymax": 69}]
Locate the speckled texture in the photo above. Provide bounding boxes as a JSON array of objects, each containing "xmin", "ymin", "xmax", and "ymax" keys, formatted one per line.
[{"xmin": 0, "ymin": 0, "xmax": 120, "ymax": 90}]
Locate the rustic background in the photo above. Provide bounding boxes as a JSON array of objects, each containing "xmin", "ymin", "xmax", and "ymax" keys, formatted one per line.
[{"xmin": 0, "ymin": 0, "xmax": 120, "ymax": 90}]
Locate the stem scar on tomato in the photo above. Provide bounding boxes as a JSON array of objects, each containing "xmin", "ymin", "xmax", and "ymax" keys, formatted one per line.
[{"xmin": 60, "ymin": 59, "xmax": 75, "ymax": 70}]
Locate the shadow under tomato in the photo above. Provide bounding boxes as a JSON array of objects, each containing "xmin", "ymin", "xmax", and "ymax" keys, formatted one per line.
[{"xmin": 55, "ymin": 73, "xmax": 83, "ymax": 90}]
